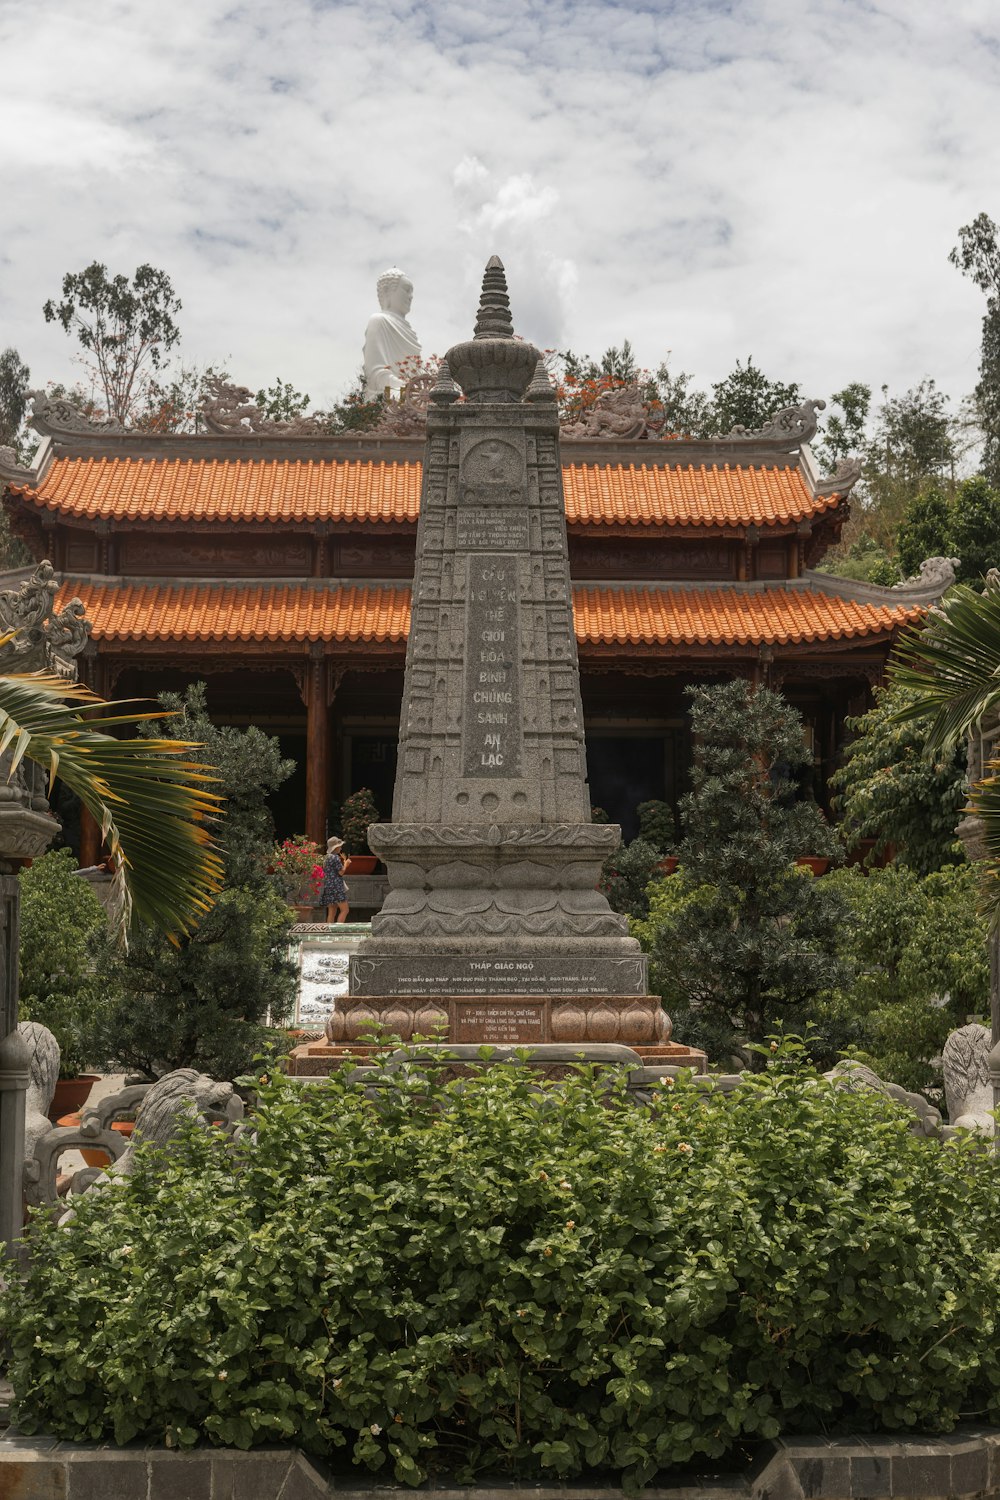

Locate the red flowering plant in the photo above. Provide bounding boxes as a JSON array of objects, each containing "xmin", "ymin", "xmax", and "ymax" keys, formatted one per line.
[{"xmin": 270, "ymin": 836, "xmax": 323, "ymax": 902}]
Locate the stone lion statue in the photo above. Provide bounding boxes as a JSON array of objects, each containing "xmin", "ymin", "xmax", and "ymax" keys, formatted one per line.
[
  {"xmin": 942, "ymin": 1023, "xmax": 993, "ymax": 1134},
  {"xmin": 19, "ymin": 1020, "xmax": 60, "ymax": 1164},
  {"xmin": 109, "ymin": 1069, "xmax": 242, "ymax": 1177},
  {"xmin": 826, "ymin": 1059, "xmax": 942, "ymax": 1137}
]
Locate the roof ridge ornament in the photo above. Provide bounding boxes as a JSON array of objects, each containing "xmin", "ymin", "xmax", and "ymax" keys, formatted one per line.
[
  {"xmin": 813, "ymin": 455, "xmax": 863, "ymax": 498},
  {"xmin": 0, "ymin": 561, "xmax": 91, "ymax": 675},
  {"xmin": 28, "ymin": 391, "xmax": 125, "ymax": 438},
  {"xmin": 719, "ymin": 398, "xmax": 826, "ymax": 448}
]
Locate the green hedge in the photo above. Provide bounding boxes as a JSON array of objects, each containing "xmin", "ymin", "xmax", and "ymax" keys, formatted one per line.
[{"xmin": 5, "ymin": 1053, "xmax": 1000, "ymax": 1488}]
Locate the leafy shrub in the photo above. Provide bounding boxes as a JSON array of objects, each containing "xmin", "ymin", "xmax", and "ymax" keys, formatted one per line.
[
  {"xmin": 91, "ymin": 886, "xmax": 295, "ymax": 1081},
  {"xmin": 18, "ymin": 848, "xmax": 108, "ymax": 1077},
  {"xmin": 814, "ymin": 864, "xmax": 988, "ymax": 1095},
  {"xmin": 6, "ymin": 1056, "xmax": 1000, "ymax": 1488}
]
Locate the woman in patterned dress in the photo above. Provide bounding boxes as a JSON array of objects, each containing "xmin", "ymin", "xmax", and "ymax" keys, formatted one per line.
[{"xmin": 320, "ymin": 836, "xmax": 351, "ymax": 924}]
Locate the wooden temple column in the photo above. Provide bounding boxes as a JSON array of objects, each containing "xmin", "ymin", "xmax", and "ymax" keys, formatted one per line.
[
  {"xmin": 302, "ymin": 653, "xmax": 347, "ymax": 848},
  {"xmin": 304, "ymin": 648, "xmax": 329, "ymax": 849},
  {"xmin": 78, "ymin": 652, "xmax": 109, "ymax": 869}
]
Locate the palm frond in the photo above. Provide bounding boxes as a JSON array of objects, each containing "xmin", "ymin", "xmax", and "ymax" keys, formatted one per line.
[
  {"xmin": 0, "ymin": 673, "xmax": 224, "ymax": 940},
  {"xmin": 890, "ymin": 583, "xmax": 1000, "ymax": 750}
]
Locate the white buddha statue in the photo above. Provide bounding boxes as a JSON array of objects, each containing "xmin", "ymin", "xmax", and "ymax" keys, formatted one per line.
[{"xmin": 363, "ymin": 267, "xmax": 422, "ymax": 399}]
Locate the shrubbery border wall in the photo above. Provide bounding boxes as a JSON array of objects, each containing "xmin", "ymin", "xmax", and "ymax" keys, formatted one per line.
[{"xmin": 2, "ymin": 1427, "xmax": 1000, "ymax": 1500}]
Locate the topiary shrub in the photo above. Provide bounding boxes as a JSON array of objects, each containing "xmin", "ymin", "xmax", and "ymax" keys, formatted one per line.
[{"xmin": 5, "ymin": 1051, "xmax": 1000, "ymax": 1488}]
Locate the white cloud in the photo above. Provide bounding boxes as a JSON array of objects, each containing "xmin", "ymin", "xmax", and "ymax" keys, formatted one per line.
[{"xmin": 0, "ymin": 0, "xmax": 998, "ymax": 417}]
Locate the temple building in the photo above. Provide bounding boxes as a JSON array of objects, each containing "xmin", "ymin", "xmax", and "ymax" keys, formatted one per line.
[{"xmin": 0, "ymin": 389, "xmax": 939, "ymax": 865}]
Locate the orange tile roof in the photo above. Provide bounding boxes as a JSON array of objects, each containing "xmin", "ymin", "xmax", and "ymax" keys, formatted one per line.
[
  {"xmin": 561, "ymin": 464, "xmax": 832, "ymax": 528},
  {"xmin": 13, "ymin": 455, "xmax": 840, "ymax": 530},
  {"xmin": 58, "ymin": 579, "xmax": 918, "ymax": 649},
  {"xmin": 13, "ymin": 458, "xmax": 423, "ymax": 526},
  {"xmin": 61, "ymin": 580, "xmax": 412, "ymax": 644},
  {"xmin": 573, "ymin": 586, "xmax": 923, "ymax": 646}
]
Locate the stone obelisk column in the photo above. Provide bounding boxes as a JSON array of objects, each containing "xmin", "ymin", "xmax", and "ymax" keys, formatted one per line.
[{"xmin": 342, "ymin": 259, "xmax": 668, "ymax": 1050}]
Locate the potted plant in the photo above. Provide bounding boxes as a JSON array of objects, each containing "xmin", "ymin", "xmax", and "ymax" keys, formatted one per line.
[
  {"xmin": 339, "ymin": 788, "xmax": 381, "ymax": 874},
  {"xmin": 271, "ymin": 835, "xmax": 323, "ymax": 918},
  {"xmin": 18, "ymin": 849, "xmax": 109, "ymax": 1119}
]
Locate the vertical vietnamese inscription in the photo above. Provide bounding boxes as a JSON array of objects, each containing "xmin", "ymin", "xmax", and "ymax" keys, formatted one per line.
[{"xmin": 463, "ymin": 553, "xmax": 522, "ymax": 777}]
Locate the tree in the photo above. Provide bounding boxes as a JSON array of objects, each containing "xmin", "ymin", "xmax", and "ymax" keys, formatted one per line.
[
  {"xmin": 950, "ymin": 212, "xmax": 1000, "ymax": 487},
  {"xmin": 891, "ymin": 574, "xmax": 1000, "ymax": 912},
  {"xmin": 829, "ymin": 682, "xmax": 966, "ymax": 874},
  {"xmin": 0, "ymin": 347, "xmax": 30, "ymax": 453},
  {"xmin": 896, "ymin": 485, "xmax": 954, "ymax": 578},
  {"xmin": 43, "ymin": 262, "xmax": 182, "ymax": 426},
  {"xmin": 703, "ymin": 357, "xmax": 800, "ymax": 437},
  {"xmin": 642, "ymin": 682, "xmax": 847, "ymax": 1065},
  {"xmin": 92, "ymin": 683, "xmax": 297, "ymax": 1078},
  {"xmin": 950, "ymin": 474, "xmax": 1000, "ymax": 582},
  {"xmin": 651, "ymin": 358, "xmax": 712, "ymax": 437},
  {"xmin": 814, "ymin": 383, "xmax": 871, "ymax": 474},
  {"xmin": 254, "ymin": 378, "xmax": 311, "ymax": 424},
  {"xmin": 134, "ymin": 363, "xmax": 230, "ymax": 435}
]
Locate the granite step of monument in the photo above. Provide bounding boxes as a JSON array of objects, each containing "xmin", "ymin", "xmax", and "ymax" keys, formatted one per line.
[{"xmin": 287, "ymin": 1038, "xmax": 708, "ymax": 1076}]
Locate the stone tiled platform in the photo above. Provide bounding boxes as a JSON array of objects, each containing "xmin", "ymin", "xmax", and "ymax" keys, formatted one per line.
[{"xmin": 2, "ymin": 1428, "xmax": 1000, "ymax": 1498}]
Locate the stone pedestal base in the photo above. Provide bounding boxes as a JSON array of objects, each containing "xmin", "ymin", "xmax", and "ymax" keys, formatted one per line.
[{"xmin": 325, "ymin": 992, "xmax": 669, "ymax": 1047}]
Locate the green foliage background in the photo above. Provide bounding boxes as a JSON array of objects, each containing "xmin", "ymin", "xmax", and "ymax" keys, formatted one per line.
[
  {"xmin": 18, "ymin": 848, "xmax": 108, "ymax": 1077},
  {"xmin": 830, "ymin": 683, "xmax": 967, "ymax": 875}
]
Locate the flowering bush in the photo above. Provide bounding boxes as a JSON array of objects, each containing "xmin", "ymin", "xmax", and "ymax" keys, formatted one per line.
[
  {"xmin": 6, "ymin": 1050, "xmax": 1000, "ymax": 1486},
  {"xmin": 270, "ymin": 836, "xmax": 322, "ymax": 900}
]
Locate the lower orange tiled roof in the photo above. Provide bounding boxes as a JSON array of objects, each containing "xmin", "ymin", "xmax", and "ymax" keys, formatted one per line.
[{"xmin": 58, "ymin": 579, "xmax": 921, "ymax": 650}]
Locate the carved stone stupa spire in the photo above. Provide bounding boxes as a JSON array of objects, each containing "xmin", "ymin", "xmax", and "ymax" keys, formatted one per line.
[{"xmin": 473, "ymin": 255, "xmax": 515, "ymax": 340}]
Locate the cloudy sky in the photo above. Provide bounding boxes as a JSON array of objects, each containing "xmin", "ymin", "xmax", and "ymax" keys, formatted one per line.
[{"xmin": 1, "ymin": 0, "xmax": 998, "ymax": 418}]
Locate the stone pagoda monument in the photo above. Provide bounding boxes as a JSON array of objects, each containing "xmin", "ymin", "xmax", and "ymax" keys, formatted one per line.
[{"xmin": 300, "ymin": 258, "xmax": 696, "ymax": 1067}]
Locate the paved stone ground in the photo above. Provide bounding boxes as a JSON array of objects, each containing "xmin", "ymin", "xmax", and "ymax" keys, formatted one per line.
[{"xmin": 1, "ymin": 1429, "xmax": 1000, "ymax": 1499}]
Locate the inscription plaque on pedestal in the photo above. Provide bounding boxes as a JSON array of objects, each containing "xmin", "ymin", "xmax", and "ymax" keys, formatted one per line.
[
  {"xmin": 454, "ymin": 1001, "xmax": 544, "ymax": 1044},
  {"xmin": 350, "ymin": 954, "xmax": 647, "ymax": 997}
]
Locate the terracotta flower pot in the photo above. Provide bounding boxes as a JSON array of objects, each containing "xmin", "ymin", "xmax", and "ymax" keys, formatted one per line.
[
  {"xmin": 346, "ymin": 855, "xmax": 377, "ymax": 875},
  {"xmin": 48, "ymin": 1074, "xmax": 101, "ymax": 1124},
  {"xmin": 57, "ymin": 1111, "xmax": 135, "ymax": 1168},
  {"xmin": 795, "ymin": 856, "xmax": 830, "ymax": 876},
  {"xmin": 656, "ymin": 856, "xmax": 679, "ymax": 875}
]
